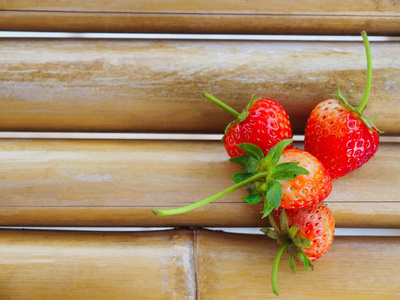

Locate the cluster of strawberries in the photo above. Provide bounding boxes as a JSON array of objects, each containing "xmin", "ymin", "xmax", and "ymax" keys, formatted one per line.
[{"xmin": 153, "ymin": 31, "xmax": 380, "ymax": 295}]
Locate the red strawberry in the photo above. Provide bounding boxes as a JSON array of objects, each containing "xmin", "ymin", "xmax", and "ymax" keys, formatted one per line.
[
  {"xmin": 262, "ymin": 203, "xmax": 335, "ymax": 295},
  {"xmin": 277, "ymin": 148, "xmax": 332, "ymax": 209},
  {"xmin": 275, "ymin": 204, "xmax": 335, "ymax": 261},
  {"xmin": 153, "ymin": 139, "xmax": 332, "ymax": 219},
  {"xmin": 304, "ymin": 31, "xmax": 381, "ymax": 179},
  {"xmin": 203, "ymin": 92, "xmax": 293, "ymax": 157}
]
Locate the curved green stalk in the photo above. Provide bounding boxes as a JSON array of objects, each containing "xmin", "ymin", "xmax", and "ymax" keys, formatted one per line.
[
  {"xmin": 203, "ymin": 91, "xmax": 240, "ymax": 118},
  {"xmin": 272, "ymin": 240, "xmax": 292, "ymax": 296},
  {"xmin": 152, "ymin": 171, "xmax": 268, "ymax": 216},
  {"xmin": 357, "ymin": 31, "xmax": 372, "ymax": 113}
]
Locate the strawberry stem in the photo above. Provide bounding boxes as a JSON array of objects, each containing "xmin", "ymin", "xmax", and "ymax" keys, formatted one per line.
[
  {"xmin": 203, "ymin": 91, "xmax": 240, "ymax": 118},
  {"xmin": 357, "ymin": 31, "xmax": 372, "ymax": 113},
  {"xmin": 152, "ymin": 171, "xmax": 268, "ymax": 216},
  {"xmin": 272, "ymin": 240, "xmax": 292, "ymax": 296}
]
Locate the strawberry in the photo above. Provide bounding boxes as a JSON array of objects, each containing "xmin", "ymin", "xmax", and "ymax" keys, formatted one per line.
[
  {"xmin": 152, "ymin": 139, "xmax": 332, "ymax": 218},
  {"xmin": 304, "ymin": 31, "xmax": 381, "ymax": 179},
  {"xmin": 277, "ymin": 148, "xmax": 332, "ymax": 209},
  {"xmin": 261, "ymin": 203, "xmax": 335, "ymax": 296},
  {"xmin": 203, "ymin": 92, "xmax": 293, "ymax": 157}
]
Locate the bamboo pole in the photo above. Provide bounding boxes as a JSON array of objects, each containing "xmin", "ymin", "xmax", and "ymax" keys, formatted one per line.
[
  {"xmin": 0, "ymin": 229, "xmax": 398, "ymax": 299},
  {"xmin": 0, "ymin": 0, "xmax": 399, "ymax": 34},
  {"xmin": 0, "ymin": 139, "xmax": 398, "ymax": 227},
  {"xmin": 0, "ymin": 39, "xmax": 399, "ymax": 134}
]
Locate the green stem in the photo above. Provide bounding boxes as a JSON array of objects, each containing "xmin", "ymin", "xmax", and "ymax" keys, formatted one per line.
[
  {"xmin": 152, "ymin": 171, "xmax": 268, "ymax": 216},
  {"xmin": 272, "ymin": 240, "xmax": 291, "ymax": 296},
  {"xmin": 203, "ymin": 91, "xmax": 240, "ymax": 118},
  {"xmin": 357, "ymin": 31, "xmax": 372, "ymax": 113}
]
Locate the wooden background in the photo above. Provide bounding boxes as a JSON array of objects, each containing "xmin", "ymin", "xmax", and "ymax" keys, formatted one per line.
[
  {"xmin": 0, "ymin": 39, "xmax": 399, "ymax": 135},
  {"xmin": 0, "ymin": 229, "xmax": 398, "ymax": 299},
  {"xmin": 1, "ymin": 1, "xmax": 399, "ymax": 297},
  {"xmin": 0, "ymin": 0, "xmax": 399, "ymax": 35},
  {"xmin": 0, "ymin": 140, "xmax": 398, "ymax": 228},
  {"xmin": 0, "ymin": 34, "xmax": 399, "ymax": 228},
  {"xmin": 0, "ymin": 0, "xmax": 400, "ymax": 300}
]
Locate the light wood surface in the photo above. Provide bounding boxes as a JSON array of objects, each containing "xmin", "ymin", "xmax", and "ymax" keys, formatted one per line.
[
  {"xmin": 0, "ymin": 0, "xmax": 399, "ymax": 35},
  {"xmin": 0, "ymin": 39, "xmax": 399, "ymax": 135},
  {"xmin": 0, "ymin": 229, "xmax": 197, "ymax": 300},
  {"xmin": 0, "ymin": 228, "xmax": 398, "ymax": 299},
  {"xmin": 1, "ymin": 4, "xmax": 398, "ymax": 298},
  {"xmin": 0, "ymin": 139, "xmax": 398, "ymax": 228},
  {"xmin": 198, "ymin": 229, "xmax": 400, "ymax": 299}
]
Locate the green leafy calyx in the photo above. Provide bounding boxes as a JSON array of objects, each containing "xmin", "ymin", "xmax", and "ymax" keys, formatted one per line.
[
  {"xmin": 202, "ymin": 92, "xmax": 262, "ymax": 140},
  {"xmin": 332, "ymin": 85, "xmax": 382, "ymax": 134},
  {"xmin": 331, "ymin": 31, "xmax": 382, "ymax": 134},
  {"xmin": 152, "ymin": 139, "xmax": 308, "ymax": 218},
  {"xmin": 260, "ymin": 210, "xmax": 314, "ymax": 296},
  {"xmin": 222, "ymin": 95, "xmax": 261, "ymax": 137},
  {"xmin": 230, "ymin": 139, "xmax": 309, "ymax": 218}
]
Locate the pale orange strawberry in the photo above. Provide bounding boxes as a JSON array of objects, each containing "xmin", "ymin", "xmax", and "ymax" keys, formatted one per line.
[{"xmin": 277, "ymin": 148, "xmax": 332, "ymax": 209}]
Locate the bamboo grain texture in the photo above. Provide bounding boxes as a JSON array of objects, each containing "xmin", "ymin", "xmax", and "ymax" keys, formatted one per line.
[
  {"xmin": 0, "ymin": 0, "xmax": 399, "ymax": 35},
  {"xmin": 0, "ymin": 140, "xmax": 398, "ymax": 228},
  {"xmin": 0, "ymin": 229, "xmax": 398, "ymax": 299},
  {"xmin": 0, "ymin": 229, "xmax": 197, "ymax": 300},
  {"xmin": 1, "ymin": 3, "xmax": 399, "ymax": 298},
  {"xmin": 197, "ymin": 229, "xmax": 400, "ymax": 300},
  {"xmin": 0, "ymin": 39, "xmax": 399, "ymax": 135}
]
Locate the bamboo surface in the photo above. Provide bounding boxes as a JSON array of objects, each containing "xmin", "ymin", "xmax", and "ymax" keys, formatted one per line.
[
  {"xmin": 0, "ymin": 229, "xmax": 197, "ymax": 300},
  {"xmin": 1, "ymin": 39, "xmax": 399, "ymax": 135},
  {"xmin": 0, "ymin": 139, "xmax": 398, "ymax": 228},
  {"xmin": 197, "ymin": 229, "xmax": 400, "ymax": 300},
  {"xmin": 0, "ymin": 1, "xmax": 399, "ymax": 35},
  {"xmin": 0, "ymin": 228, "xmax": 398, "ymax": 299},
  {"xmin": 1, "ymin": 5, "xmax": 399, "ymax": 298}
]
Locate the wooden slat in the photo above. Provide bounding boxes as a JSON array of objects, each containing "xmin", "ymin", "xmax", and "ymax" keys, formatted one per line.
[
  {"xmin": 0, "ymin": 229, "xmax": 399, "ymax": 299},
  {"xmin": 0, "ymin": 229, "xmax": 196, "ymax": 300},
  {"xmin": 0, "ymin": 139, "xmax": 398, "ymax": 228},
  {"xmin": 0, "ymin": 39, "xmax": 399, "ymax": 135},
  {"xmin": 0, "ymin": 1, "xmax": 399, "ymax": 35},
  {"xmin": 197, "ymin": 229, "xmax": 400, "ymax": 299}
]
